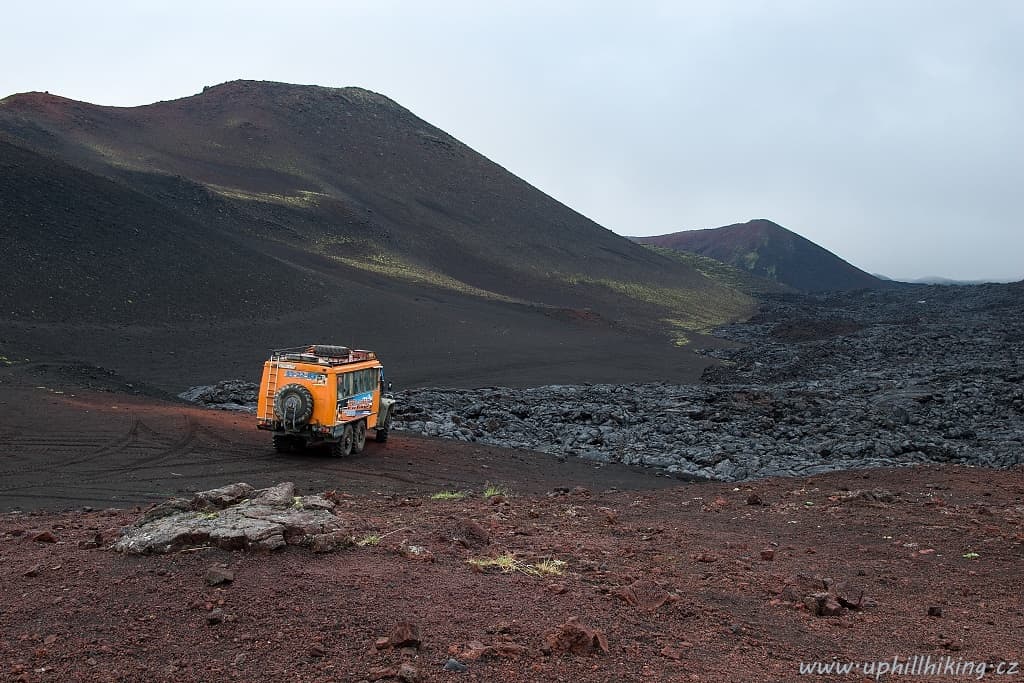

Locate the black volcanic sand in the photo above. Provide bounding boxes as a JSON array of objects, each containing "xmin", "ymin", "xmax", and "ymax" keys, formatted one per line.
[
  {"xmin": 0, "ymin": 362, "xmax": 682, "ymax": 513},
  {"xmin": 0, "ymin": 294, "xmax": 729, "ymax": 393}
]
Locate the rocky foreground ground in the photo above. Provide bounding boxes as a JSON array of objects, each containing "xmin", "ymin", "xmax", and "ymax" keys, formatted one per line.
[{"xmin": 3, "ymin": 465, "xmax": 1023, "ymax": 681}]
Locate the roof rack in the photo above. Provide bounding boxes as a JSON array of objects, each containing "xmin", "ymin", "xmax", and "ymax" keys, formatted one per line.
[{"xmin": 269, "ymin": 345, "xmax": 377, "ymax": 367}]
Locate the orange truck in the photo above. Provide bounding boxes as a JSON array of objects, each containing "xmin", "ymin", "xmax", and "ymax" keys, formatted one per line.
[{"xmin": 256, "ymin": 345, "xmax": 396, "ymax": 456}]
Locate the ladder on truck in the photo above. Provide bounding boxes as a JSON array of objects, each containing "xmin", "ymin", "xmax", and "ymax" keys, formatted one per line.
[{"xmin": 262, "ymin": 352, "xmax": 282, "ymax": 422}]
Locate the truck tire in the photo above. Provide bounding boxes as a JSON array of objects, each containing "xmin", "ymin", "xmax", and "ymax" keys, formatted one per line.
[
  {"xmin": 274, "ymin": 384, "xmax": 314, "ymax": 428},
  {"xmin": 330, "ymin": 423, "xmax": 354, "ymax": 457},
  {"xmin": 352, "ymin": 420, "xmax": 367, "ymax": 454},
  {"xmin": 312, "ymin": 345, "xmax": 350, "ymax": 358}
]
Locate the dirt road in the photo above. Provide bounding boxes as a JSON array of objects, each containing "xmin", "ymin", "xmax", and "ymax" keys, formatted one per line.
[{"xmin": 0, "ymin": 367, "xmax": 675, "ymax": 513}]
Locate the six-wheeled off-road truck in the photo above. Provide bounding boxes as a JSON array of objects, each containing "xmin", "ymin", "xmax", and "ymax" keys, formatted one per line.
[{"xmin": 256, "ymin": 345, "xmax": 395, "ymax": 456}]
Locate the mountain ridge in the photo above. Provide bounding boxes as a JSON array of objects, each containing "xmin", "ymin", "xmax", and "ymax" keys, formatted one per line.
[
  {"xmin": 0, "ymin": 80, "xmax": 752, "ymax": 388},
  {"xmin": 634, "ymin": 219, "xmax": 887, "ymax": 292}
]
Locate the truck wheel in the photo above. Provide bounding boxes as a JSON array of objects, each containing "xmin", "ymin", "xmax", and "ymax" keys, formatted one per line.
[
  {"xmin": 353, "ymin": 420, "xmax": 367, "ymax": 454},
  {"xmin": 331, "ymin": 424, "xmax": 354, "ymax": 457},
  {"xmin": 312, "ymin": 345, "xmax": 350, "ymax": 358},
  {"xmin": 274, "ymin": 384, "xmax": 314, "ymax": 427}
]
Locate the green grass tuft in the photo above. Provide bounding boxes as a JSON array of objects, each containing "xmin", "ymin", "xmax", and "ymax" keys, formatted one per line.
[
  {"xmin": 430, "ymin": 490, "xmax": 467, "ymax": 501},
  {"xmin": 355, "ymin": 534, "xmax": 381, "ymax": 547},
  {"xmin": 468, "ymin": 553, "xmax": 568, "ymax": 577},
  {"xmin": 483, "ymin": 484, "xmax": 508, "ymax": 499}
]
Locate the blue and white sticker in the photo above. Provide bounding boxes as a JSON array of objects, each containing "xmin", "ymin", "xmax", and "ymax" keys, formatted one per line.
[
  {"xmin": 339, "ymin": 390, "xmax": 374, "ymax": 418},
  {"xmin": 285, "ymin": 370, "xmax": 327, "ymax": 385}
]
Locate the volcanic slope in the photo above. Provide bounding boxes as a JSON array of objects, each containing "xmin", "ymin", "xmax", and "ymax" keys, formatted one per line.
[
  {"xmin": 634, "ymin": 218, "xmax": 886, "ymax": 292},
  {"xmin": 0, "ymin": 81, "xmax": 751, "ymax": 389}
]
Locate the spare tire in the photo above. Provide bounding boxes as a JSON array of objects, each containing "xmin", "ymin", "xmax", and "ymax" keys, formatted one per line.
[
  {"xmin": 274, "ymin": 384, "xmax": 314, "ymax": 428},
  {"xmin": 312, "ymin": 345, "xmax": 350, "ymax": 358}
]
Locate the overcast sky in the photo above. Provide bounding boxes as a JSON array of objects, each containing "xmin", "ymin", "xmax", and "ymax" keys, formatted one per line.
[{"xmin": 3, "ymin": 1, "xmax": 1021, "ymax": 281}]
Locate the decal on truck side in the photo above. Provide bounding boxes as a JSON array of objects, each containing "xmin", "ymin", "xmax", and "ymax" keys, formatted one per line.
[
  {"xmin": 285, "ymin": 370, "xmax": 327, "ymax": 385},
  {"xmin": 339, "ymin": 390, "xmax": 374, "ymax": 419}
]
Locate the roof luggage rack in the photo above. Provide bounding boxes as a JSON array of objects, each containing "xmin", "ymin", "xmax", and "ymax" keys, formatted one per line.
[{"xmin": 269, "ymin": 345, "xmax": 377, "ymax": 366}]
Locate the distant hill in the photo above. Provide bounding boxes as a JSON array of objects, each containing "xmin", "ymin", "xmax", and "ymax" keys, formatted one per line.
[
  {"xmin": 906, "ymin": 276, "xmax": 1008, "ymax": 286},
  {"xmin": 634, "ymin": 219, "xmax": 886, "ymax": 292},
  {"xmin": 0, "ymin": 80, "xmax": 753, "ymax": 388},
  {"xmin": 638, "ymin": 243, "xmax": 795, "ymax": 296}
]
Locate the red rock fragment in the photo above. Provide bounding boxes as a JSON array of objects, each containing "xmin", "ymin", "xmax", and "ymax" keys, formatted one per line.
[
  {"xmin": 544, "ymin": 617, "xmax": 608, "ymax": 656},
  {"xmin": 456, "ymin": 519, "xmax": 489, "ymax": 547},
  {"xmin": 389, "ymin": 622, "xmax": 421, "ymax": 649},
  {"xmin": 660, "ymin": 645, "xmax": 683, "ymax": 660},
  {"xmin": 613, "ymin": 580, "xmax": 673, "ymax": 611}
]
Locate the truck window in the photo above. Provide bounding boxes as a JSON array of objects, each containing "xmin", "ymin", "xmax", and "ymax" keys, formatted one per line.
[{"xmin": 338, "ymin": 368, "xmax": 377, "ymax": 399}]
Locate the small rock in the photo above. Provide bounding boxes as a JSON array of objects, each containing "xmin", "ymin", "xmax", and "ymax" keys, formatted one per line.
[
  {"xmin": 459, "ymin": 640, "xmax": 492, "ymax": 661},
  {"xmin": 374, "ymin": 637, "xmax": 391, "ymax": 650},
  {"xmin": 308, "ymin": 643, "xmax": 326, "ymax": 658},
  {"xmin": 206, "ymin": 608, "xmax": 225, "ymax": 625},
  {"xmin": 397, "ymin": 662, "xmax": 419, "ymax": 683},
  {"xmin": 31, "ymin": 531, "xmax": 57, "ymax": 543},
  {"xmin": 443, "ymin": 658, "xmax": 469, "ymax": 672},
  {"xmin": 456, "ymin": 519, "xmax": 490, "ymax": 547},
  {"xmin": 613, "ymin": 580, "xmax": 673, "ymax": 611},
  {"xmin": 660, "ymin": 645, "xmax": 683, "ymax": 660},
  {"xmin": 746, "ymin": 493, "xmax": 764, "ymax": 506},
  {"xmin": 78, "ymin": 531, "xmax": 103, "ymax": 549},
  {"xmin": 191, "ymin": 483, "xmax": 255, "ymax": 510},
  {"xmin": 310, "ymin": 531, "xmax": 354, "ymax": 553},
  {"xmin": 251, "ymin": 482, "xmax": 296, "ymax": 507},
  {"xmin": 928, "ymin": 606, "xmax": 944, "ymax": 617},
  {"xmin": 493, "ymin": 642, "xmax": 527, "ymax": 658},
  {"xmin": 298, "ymin": 494, "xmax": 336, "ymax": 510},
  {"xmin": 544, "ymin": 617, "xmax": 608, "ymax": 656},
  {"xmin": 400, "ymin": 544, "xmax": 435, "ymax": 562},
  {"xmin": 389, "ymin": 622, "xmax": 421, "ymax": 649},
  {"xmin": 803, "ymin": 592, "xmax": 829, "ymax": 615},
  {"xmin": 205, "ymin": 566, "xmax": 235, "ymax": 586},
  {"xmin": 23, "ymin": 564, "xmax": 41, "ymax": 577},
  {"xmin": 820, "ymin": 598, "xmax": 844, "ymax": 616}
]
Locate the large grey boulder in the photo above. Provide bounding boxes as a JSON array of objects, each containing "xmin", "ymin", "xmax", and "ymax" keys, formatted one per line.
[{"xmin": 114, "ymin": 482, "xmax": 343, "ymax": 554}]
